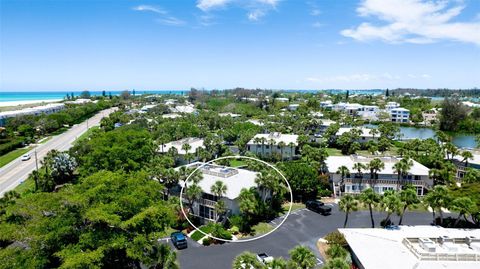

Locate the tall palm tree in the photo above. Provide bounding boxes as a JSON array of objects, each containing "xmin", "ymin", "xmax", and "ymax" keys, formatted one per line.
[
  {"xmin": 278, "ymin": 141, "xmax": 286, "ymax": 160},
  {"xmin": 380, "ymin": 190, "xmax": 401, "ymax": 226},
  {"xmin": 393, "ymin": 157, "xmax": 413, "ymax": 190},
  {"xmin": 211, "ymin": 180, "xmax": 227, "ymax": 198},
  {"xmin": 450, "ymin": 197, "xmax": 477, "ymax": 227},
  {"xmin": 398, "ymin": 186, "xmax": 420, "ymax": 225},
  {"xmin": 360, "ymin": 188, "xmax": 380, "ymax": 228},
  {"xmin": 253, "ymin": 137, "xmax": 262, "ymax": 155},
  {"xmin": 339, "ymin": 194, "xmax": 358, "ymax": 228},
  {"xmin": 423, "ymin": 185, "xmax": 451, "ymax": 225},
  {"xmin": 260, "ymin": 137, "xmax": 267, "ymax": 156},
  {"xmin": 336, "ymin": 165, "xmax": 350, "ymax": 194},
  {"xmin": 369, "ymin": 128, "xmax": 379, "ymax": 140},
  {"xmin": 368, "ymin": 158, "xmax": 385, "ymax": 187},
  {"xmin": 185, "ymin": 183, "xmax": 202, "ymax": 216},
  {"xmin": 352, "ymin": 162, "xmax": 366, "ymax": 190},
  {"xmin": 288, "ymin": 142, "xmax": 296, "ymax": 160}
]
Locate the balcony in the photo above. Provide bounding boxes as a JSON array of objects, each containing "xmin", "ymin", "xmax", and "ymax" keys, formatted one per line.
[{"xmin": 344, "ymin": 178, "xmax": 428, "ymax": 187}]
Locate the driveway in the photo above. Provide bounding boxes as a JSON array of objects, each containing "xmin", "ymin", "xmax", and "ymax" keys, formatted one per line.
[{"xmin": 177, "ymin": 204, "xmax": 443, "ymax": 269}]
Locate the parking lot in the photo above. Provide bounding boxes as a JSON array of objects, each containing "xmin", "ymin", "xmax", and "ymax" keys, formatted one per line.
[{"xmin": 176, "ymin": 204, "xmax": 443, "ymax": 269}]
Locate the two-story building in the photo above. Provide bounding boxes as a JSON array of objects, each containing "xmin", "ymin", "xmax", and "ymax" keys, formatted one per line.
[
  {"xmin": 180, "ymin": 162, "xmax": 259, "ymax": 223},
  {"xmin": 159, "ymin": 137, "xmax": 205, "ymax": 164},
  {"xmin": 325, "ymin": 155, "xmax": 431, "ymax": 197},
  {"xmin": 247, "ymin": 132, "xmax": 298, "ymax": 160},
  {"xmin": 335, "ymin": 127, "xmax": 379, "ymax": 143}
]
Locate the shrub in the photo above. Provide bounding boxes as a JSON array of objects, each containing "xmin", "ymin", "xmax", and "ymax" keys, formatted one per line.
[
  {"xmin": 202, "ymin": 237, "xmax": 212, "ymax": 246},
  {"xmin": 326, "ymin": 244, "xmax": 348, "ymax": 259},
  {"xmin": 229, "ymin": 225, "xmax": 239, "ymax": 235},
  {"xmin": 318, "ymin": 189, "xmax": 332, "ymax": 197},
  {"xmin": 324, "ymin": 231, "xmax": 347, "ymax": 246}
]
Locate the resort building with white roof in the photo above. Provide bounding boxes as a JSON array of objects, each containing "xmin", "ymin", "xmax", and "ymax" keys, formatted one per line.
[
  {"xmin": 179, "ymin": 162, "xmax": 259, "ymax": 222},
  {"xmin": 159, "ymin": 137, "xmax": 205, "ymax": 164},
  {"xmin": 0, "ymin": 103, "xmax": 65, "ymax": 126},
  {"xmin": 247, "ymin": 132, "xmax": 298, "ymax": 160},
  {"xmin": 325, "ymin": 155, "xmax": 431, "ymax": 197},
  {"xmin": 340, "ymin": 226, "xmax": 480, "ymax": 269}
]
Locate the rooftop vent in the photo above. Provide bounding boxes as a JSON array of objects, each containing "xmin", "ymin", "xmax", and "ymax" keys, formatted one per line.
[{"xmin": 419, "ymin": 238, "xmax": 437, "ymax": 253}]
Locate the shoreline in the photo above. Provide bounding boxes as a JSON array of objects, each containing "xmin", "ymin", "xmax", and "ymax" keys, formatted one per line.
[{"xmin": 0, "ymin": 99, "xmax": 63, "ymax": 108}]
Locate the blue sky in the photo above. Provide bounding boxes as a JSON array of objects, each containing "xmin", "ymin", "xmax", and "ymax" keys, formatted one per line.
[{"xmin": 1, "ymin": 0, "xmax": 479, "ymax": 91}]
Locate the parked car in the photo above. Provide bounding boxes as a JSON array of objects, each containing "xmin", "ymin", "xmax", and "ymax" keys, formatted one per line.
[
  {"xmin": 170, "ymin": 232, "xmax": 187, "ymax": 249},
  {"xmin": 21, "ymin": 153, "xmax": 31, "ymax": 161},
  {"xmin": 256, "ymin": 253, "xmax": 274, "ymax": 264},
  {"xmin": 306, "ymin": 200, "xmax": 332, "ymax": 215}
]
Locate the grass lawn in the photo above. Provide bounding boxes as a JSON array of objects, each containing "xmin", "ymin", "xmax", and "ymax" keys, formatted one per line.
[
  {"xmin": 14, "ymin": 178, "xmax": 36, "ymax": 196},
  {"xmin": 190, "ymin": 225, "xmax": 215, "ymax": 241},
  {"xmin": 326, "ymin": 147, "xmax": 343, "ymax": 156},
  {"xmin": 229, "ymin": 159, "xmax": 247, "ymax": 167},
  {"xmin": 75, "ymin": 126, "xmax": 99, "ymax": 142},
  {"xmin": 252, "ymin": 222, "xmax": 273, "ymax": 235},
  {"xmin": 0, "ymin": 147, "xmax": 33, "ymax": 168},
  {"xmin": 282, "ymin": 202, "xmax": 305, "ymax": 212}
]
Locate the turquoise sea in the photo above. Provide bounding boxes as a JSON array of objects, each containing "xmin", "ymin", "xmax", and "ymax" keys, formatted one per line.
[{"xmin": 0, "ymin": 90, "xmax": 187, "ymax": 103}]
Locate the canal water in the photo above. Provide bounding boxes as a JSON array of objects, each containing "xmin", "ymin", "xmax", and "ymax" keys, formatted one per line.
[{"xmin": 364, "ymin": 124, "xmax": 477, "ymax": 149}]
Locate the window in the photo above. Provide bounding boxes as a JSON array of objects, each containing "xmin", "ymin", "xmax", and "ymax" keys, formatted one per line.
[{"xmin": 199, "ymin": 205, "xmax": 216, "ymax": 220}]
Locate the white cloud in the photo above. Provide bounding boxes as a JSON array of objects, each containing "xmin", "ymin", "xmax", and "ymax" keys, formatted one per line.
[
  {"xmin": 312, "ymin": 22, "xmax": 324, "ymax": 28},
  {"xmin": 197, "ymin": 0, "xmax": 280, "ymax": 22},
  {"xmin": 133, "ymin": 5, "xmax": 167, "ymax": 15},
  {"xmin": 197, "ymin": 0, "xmax": 231, "ymax": 12},
  {"xmin": 341, "ymin": 0, "xmax": 480, "ymax": 45},
  {"xmin": 133, "ymin": 4, "xmax": 186, "ymax": 26},
  {"xmin": 156, "ymin": 17, "xmax": 186, "ymax": 26}
]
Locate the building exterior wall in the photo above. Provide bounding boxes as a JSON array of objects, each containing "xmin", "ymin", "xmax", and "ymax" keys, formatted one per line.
[{"xmin": 247, "ymin": 144, "xmax": 297, "ymax": 159}]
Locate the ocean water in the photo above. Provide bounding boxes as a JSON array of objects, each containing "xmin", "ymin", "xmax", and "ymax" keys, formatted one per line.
[{"xmin": 0, "ymin": 90, "xmax": 187, "ymax": 102}]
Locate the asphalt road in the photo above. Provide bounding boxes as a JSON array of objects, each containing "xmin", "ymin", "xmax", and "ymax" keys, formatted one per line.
[
  {"xmin": 177, "ymin": 204, "xmax": 448, "ymax": 269},
  {"xmin": 0, "ymin": 107, "xmax": 117, "ymax": 196}
]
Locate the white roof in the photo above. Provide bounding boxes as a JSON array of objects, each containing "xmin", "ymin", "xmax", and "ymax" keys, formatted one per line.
[
  {"xmin": 0, "ymin": 103, "xmax": 65, "ymax": 119},
  {"xmin": 248, "ymin": 132, "xmax": 298, "ymax": 145},
  {"xmin": 340, "ymin": 226, "xmax": 480, "ymax": 269},
  {"xmin": 247, "ymin": 119, "xmax": 264, "ymax": 126},
  {"xmin": 170, "ymin": 105, "xmax": 195, "ymax": 114},
  {"xmin": 219, "ymin": 113, "xmax": 241, "ymax": 118},
  {"xmin": 181, "ymin": 162, "xmax": 258, "ymax": 200},
  {"xmin": 161, "ymin": 113, "xmax": 181, "ymax": 119},
  {"xmin": 336, "ymin": 127, "xmax": 375, "ymax": 137},
  {"xmin": 391, "ymin": 107, "xmax": 410, "ymax": 112},
  {"xmin": 452, "ymin": 152, "xmax": 480, "ymax": 165},
  {"xmin": 320, "ymin": 119, "xmax": 336, "ymax": 126},
  {"xmin": 159, "ymin": 137, "xmax": 204, "ymax": 154},
  {"xmin": 275, "ymin": 97, "xmax": 289, "ymax": 102},
  {"xmin": 325, "ymin": 155, "xmax": 430, "ymax": 176}
]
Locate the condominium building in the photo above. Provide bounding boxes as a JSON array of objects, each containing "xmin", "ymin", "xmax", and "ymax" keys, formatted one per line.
[
  {"xmin": 159, "ymin": 137, "xmax": 205, "ymax": 164},
  {"xmin": 390, "ymin": 107, "xmax": 410, "ymax": 123},
  {"xmin": 180, "ymin": 162, "xmax": 259, "ymax": 223},
  {"xmin": 247, "ymin": 132, "xmax": 298, "ymax": 159},
  {"xmin": 325, "ymin": 155, "xmax": 431, "ymax": 197},
  {"xmin": 0, "ymin": 103, "xmax": 65, "ymax": 126},
  {"xmin": 335, "ymin": 127, "xmax": 379, "ymax": 143}
]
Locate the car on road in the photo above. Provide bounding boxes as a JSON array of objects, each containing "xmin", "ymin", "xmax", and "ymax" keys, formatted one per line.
[
  {"xmin": 170, "ymin": 232, "xmax": 187, "ymax": 249},
  {"xmin": 305, "ymin": 200, "xmax": 332, "ymax": 215},
  {"xmin": 21, "ymin": 153, "xmax": 31, "ymax": 161},
  {"xmin": 256, "ymin": 253, "xmax": 274, "ymax": 264}
]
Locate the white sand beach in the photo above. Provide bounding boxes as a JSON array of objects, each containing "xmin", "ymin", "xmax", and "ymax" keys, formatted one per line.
[{"xmin": 0, "ymin": 99, "xmax": 63, "ymax": 108}]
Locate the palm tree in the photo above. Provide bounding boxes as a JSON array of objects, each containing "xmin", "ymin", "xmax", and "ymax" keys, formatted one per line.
[
  {"xmin": 148, "ymin": 242, "xmax": 179, "ymax": 269},
  {"xmin": 288, "ymin": 142, "xmax": 296, "ymax": 160},
  {"xmin": 185, "ymin": 183, "xmax": 202, "ymax": 215},
  {"xmin": 393, "ymin": 157, "xmax": 413, "ymax": 190},
  {"xmin": 368, "ymin": 158, "xmax": 384, "ymax": 187},
  {"xmin": 352, "ymin": 162, "xmax": 366, "ymax": 190},
  {"xmin": 260, "ymin": 137, "xmax": 267, "ymax": 156},
  {"xmin": 270, "ymin": 258, "xmax": 287, "ymax": 269},
  {"xmin": 336, "ymin": 165, "xmax": 350, "ymax": 194},
  {"xmin": 211, "ymin": 180, "xmax": 227, "ymax": 198},
  {"xmin": 232, "ymin": 251, "xmax": 263, "ymax": 269},
  {"xmin": 288, "ymin": 246, "xmax": 317, "ymax": 269},
  {"xmin": 253, "ymin": 137, "xmax": 262, "ymax": 155},
  {"xmin": 339, "ymin": 194, "xmax": 358, "ymax": 228},
  {"xmin": 278, "ymin": 141, "xmax": 286, "ymax": 160},
  {"xmin": 380, "ymin": 190, "xmax": 401, "ymax": 226},
  {"xmin": 398, "ymin": 186, "xmax": 420, "ymax": 225},
  {"xmin": 360, "ymin": 188, "xmax": 380, "ymax": 228},
  {"xmin": 369, "ymin": 128, "xmax": 379, "ymax": 140},
  {"xmin": 323, "ymin": 258, "xmax": 349, "ymax": 269},
  {"xmin": 423, "ymin": 185, "xmax": 451, "ymax": 225},
  {"xmin": 450, "ymin": 197, "xmax": 477, "ymax": 227}
]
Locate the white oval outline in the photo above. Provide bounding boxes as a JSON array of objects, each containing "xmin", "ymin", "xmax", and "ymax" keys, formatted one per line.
[{"xmin": 179, "ymin": 155, "xmax": 293, "ymax": 243}]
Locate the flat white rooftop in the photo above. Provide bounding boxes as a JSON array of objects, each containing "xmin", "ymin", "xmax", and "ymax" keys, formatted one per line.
[
  {"xmin": 325, "ymin": 155, "xmax": 430, "ymax": 176},
  {"xmin": 248, "ymin": 132, "xmax": 298, "ymax": 145},
  {"xmin": 181, "ymin": 162, "xmax": 258, "ymax": 200},
  {"xmin": 340, "ymin": 226, "xmax": 480, "ymax": 269},
  {"xmin": 159, "ymin": 137, "xmax": 204, "ymax": 155}
]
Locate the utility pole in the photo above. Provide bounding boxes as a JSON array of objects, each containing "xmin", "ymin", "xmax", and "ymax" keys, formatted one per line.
[{"xmin": 34, "ymin": 148, "xmax": 39, "ymax": 190}]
